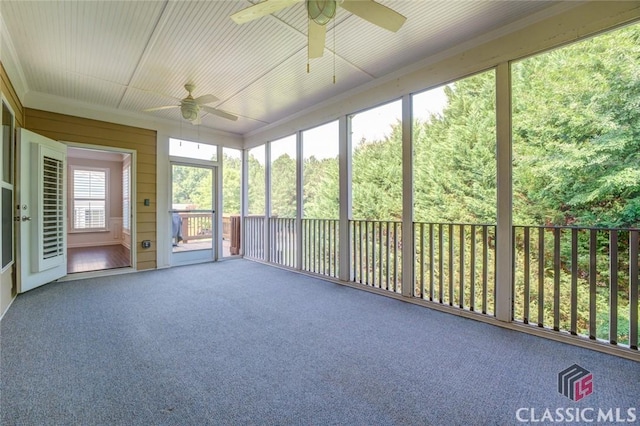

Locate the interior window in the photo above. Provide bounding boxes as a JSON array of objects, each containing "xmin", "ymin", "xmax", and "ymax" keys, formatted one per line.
[
  {"xmin": 71, "ymin": 167, "xmax": 108, "ymax": 230},
  {"xmin": 122, "ymin": 162, "xmax": 130, "ymax": 232}
]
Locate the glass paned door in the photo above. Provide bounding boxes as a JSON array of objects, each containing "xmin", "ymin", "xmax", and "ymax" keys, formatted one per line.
[{"xmin": 171, "ymin": 163, "xmax": 216, "ymax": 265}]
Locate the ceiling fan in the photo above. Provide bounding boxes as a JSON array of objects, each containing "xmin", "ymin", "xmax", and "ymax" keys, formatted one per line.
[
  {"xmin": 231, "ymin": 0, "xmax": 406, "ymax": 59},
  {"xmin": 143, "ymin": 84, "xmax": 238, "ymax": 124}
]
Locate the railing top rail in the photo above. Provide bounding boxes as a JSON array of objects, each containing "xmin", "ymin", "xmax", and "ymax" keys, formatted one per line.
[
  {"xmin": 413, "ymin": 221, "xmax": 496, "ymax": 227},
  {"xmin": 302, "ymin": 217, "xmax": 339, "ymax": 221},
  {"xmin": 170, "ymin": 209, "xmax": 214, "ymax": 214},
  {"xmin": 513, "ymin": 224, "xmax": 640, "ymax": 232},
  {"xmin": 350, "ymin": 219, "xmax": 403, "ymax": 224}
]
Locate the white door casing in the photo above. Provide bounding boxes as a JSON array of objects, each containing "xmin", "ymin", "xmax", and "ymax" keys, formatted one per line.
[{"xmin": 18, "ymin": 129, "xmax": 67, "ymax": 292}]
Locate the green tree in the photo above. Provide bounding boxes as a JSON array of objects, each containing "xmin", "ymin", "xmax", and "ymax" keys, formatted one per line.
[
  {"xmin": 512, "ymin": 25, "xmax": 640, "ymax": 228},
  {"xmin": 271, "ymin": 153, "xmax": 296, "ymax": 217},
  {"xmin": 222, "ymin": 152, "xmax": 241, "ymax": 215},
  {"xmin": 247, "ymin": 153, "xmax": 265, "ymax": 215},
  {"xmin": 413, "ymin": 70, "xmax": 497, "ymax": 224},
  {"xmin": 303, "ymin": 156, "xmax": 339, "ymax": 219}
]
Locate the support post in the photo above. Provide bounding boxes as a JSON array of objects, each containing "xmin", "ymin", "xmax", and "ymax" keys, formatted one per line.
[
  {"xmin": 495, "ymin": 62, "xmax": 513, "ymax": 322},
  {"xmin": 401, "ymin": 94, "xmax": 414, "ymax": 298},
  {"xmin": 264, "ymin": 143, "xmax": 271, "ymax": 262},
  {"xmin": 338, "ymin": 115, "xmax": 352, "ymax": 282},
  {"xmin": 241, "ymin": 148, "xmax": 249, "ymax": 257},
  {"xmin": 296, "ymin": 130, "xmax": 303, "ymax": 270},
  {"xmin": 216, "ymin": 145, "xmax": 223, "ymax": 260}
]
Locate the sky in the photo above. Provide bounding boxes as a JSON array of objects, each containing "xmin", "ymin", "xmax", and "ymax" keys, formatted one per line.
[{"xmin": 282, "ymin": 84, "xmax": 448, "ymax": 161}]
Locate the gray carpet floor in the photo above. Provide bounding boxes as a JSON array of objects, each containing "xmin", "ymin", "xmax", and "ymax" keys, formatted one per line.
[{"xmin": 1, "ymin": 259, "xmax": 638, "ymax": 425}]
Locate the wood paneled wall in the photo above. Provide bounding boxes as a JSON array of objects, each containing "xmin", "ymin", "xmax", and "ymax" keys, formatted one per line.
[
  {"xmin": 25, "ymin": 108, "xmax": 157, "ymax": 270},
  {"xmin": 1, "ymin": 62, "xmax": 23, "ymax": 127}
]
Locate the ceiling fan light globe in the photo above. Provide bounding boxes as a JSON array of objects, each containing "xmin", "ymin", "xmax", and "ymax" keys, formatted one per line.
[
  {"xmin": 181, "ymin": 106, "xmax": 199, "ymax": 121},
  {"xmin": 307, "ymin": 0, "xmax": 336, "ymax": 26}
]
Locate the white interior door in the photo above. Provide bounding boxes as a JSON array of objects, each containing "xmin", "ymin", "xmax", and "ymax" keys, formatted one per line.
[{"xmin": 18, "ymin": 129, "xmax": 67, "ymax": 292}]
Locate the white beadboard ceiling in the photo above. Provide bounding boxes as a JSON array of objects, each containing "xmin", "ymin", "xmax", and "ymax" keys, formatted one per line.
[{"xmin": 1, "ymin": 0, "xmax": 558, "ymax": 136}]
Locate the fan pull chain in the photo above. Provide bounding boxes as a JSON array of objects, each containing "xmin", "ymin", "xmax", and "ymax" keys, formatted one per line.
[{"xmin": 333, "ymin": 20, "xmax": 336, "ymax": 84}]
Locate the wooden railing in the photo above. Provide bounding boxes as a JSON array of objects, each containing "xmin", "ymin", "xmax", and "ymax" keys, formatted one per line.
[
  {"xmin": 241, "ymin": 216, "xmax": 639, "ymax": 353},
  {"xmin": 513, "ymin": 225, "xmax": 639, "ymax": 349},
  {"xmin": 244, "ymin": 216, "xmax": 265, "ymax": 260},
  {"xmin": 178, "ymin": 212, "xmax": 212, "ymax": 243},
  {"xmin": 414, "ymin": 222, "xmax": 496, "ymax": 315},
  {"xmin": 351, "ymin": 220, "xmax": 402, "ymax": 293},
  {"xmin": 270, "ymin": 217, "xmax": 296, "ymax": 268},
  {"xmin": 303, "ymin": 219, "xmax": 339, "ymax": 278},
  {"xmin": 222, "ymin": 215, "xmax": 241, "ymax": 255}
]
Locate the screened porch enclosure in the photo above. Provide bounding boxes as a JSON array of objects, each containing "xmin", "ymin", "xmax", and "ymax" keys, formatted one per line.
[{"xmin": 240, "ymin": 23, "xmax": 640, "ymax": 360}]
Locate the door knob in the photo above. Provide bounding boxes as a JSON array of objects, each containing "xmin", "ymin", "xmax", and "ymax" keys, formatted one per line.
[{"xmin": 21, "ymin": 216, "xmax": 31, "ymax": 221}]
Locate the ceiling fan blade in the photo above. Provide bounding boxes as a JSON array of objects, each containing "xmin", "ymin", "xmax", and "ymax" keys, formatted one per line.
[
  {"xmin": 201, "ymin": 105, "xmax": 239, "ymax": 121},
  {"xmin": 193, "ymin": 94, "xmax": 219, "ymax": 105},
  {"xmin": 143, "ymin": 105, "xmax": 179, "ymax": 112},
  {"xmin": 308, "ymin": 19, "xmax": 326, "ymax": 59},
  {"xmin": 340, "ymin": 0, "xmax": 406, "ymax": 32},
  {"xmin": 231, "ymin": 0, "xmax": 301, "ymax": 24}
]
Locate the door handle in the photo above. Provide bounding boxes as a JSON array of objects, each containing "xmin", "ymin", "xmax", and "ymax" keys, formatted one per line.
[{"xmin": 21, "ymin": 216, "xmax": 31, "ymax": 221}]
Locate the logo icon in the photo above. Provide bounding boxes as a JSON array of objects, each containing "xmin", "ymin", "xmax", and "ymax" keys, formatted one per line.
[{"xmin": 558, "ymin": 364, "xmax": 593, "ymax": 401}]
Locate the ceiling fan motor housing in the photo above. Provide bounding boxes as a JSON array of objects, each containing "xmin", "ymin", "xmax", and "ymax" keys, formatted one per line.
[{"xmin": 307, "ymin": 0, "xmax": 336, "ymax": 26}]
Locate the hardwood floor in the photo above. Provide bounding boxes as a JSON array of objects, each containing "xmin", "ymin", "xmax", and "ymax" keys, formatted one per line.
[{"xmin": 67, "ymin": 245, "xmax": 131, "ymax": 274}]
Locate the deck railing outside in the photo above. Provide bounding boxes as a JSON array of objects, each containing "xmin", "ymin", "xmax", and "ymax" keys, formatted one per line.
[
  {"xmin": 178, "ymin": 212, "xmax": 212, "ymax": 243},
  {"xmin": 350, "ymin": 220, "xmax": 402, "ymax": 293},
  {"xmin": 302, "ymin": 218, "xmax": 339, "ymax": 278},
  {"xmin": 414, "ymin": 222, "xmax": 497, "ymax": 315}
]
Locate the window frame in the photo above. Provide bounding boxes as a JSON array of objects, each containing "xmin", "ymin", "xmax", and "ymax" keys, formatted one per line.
[
  {"xmin": 122, "ymin": 159, "xmax": 131, "ymax": 234},
  {"xmin": 69, "ymin": 165, "xmax": 110, "ymax": 232},
  {"xmin": 1, "ymin": 99, "xmax": 15, "ymax": 272}
]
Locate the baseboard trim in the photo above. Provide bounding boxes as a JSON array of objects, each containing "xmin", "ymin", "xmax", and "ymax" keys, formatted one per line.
[{"xmin": 68, "ymin": 242, "xmax": 123, "ymax": 249}]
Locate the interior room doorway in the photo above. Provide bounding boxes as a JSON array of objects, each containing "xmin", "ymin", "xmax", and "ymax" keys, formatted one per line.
[{"xmin": 66, "ymin": 147, "xmax": 133, "ymax": 274}]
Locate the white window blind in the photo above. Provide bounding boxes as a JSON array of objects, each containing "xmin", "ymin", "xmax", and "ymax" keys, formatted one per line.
[
  {"xmin": 72, "ymin": 168, "xmax": 107, "ymax": 230},
  {"xmin": 122, "ymin": 164, "xmax": 130, "ymax": 231}
]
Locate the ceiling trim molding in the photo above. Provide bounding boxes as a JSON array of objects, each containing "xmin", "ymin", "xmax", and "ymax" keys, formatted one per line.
[
  {"xmin": 0, "ymin": 11, "xmax": 28, "ymax": 101},
  {"xmin": 24, "ymin": 90, "xmax": 244, "ymax": 147}
]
